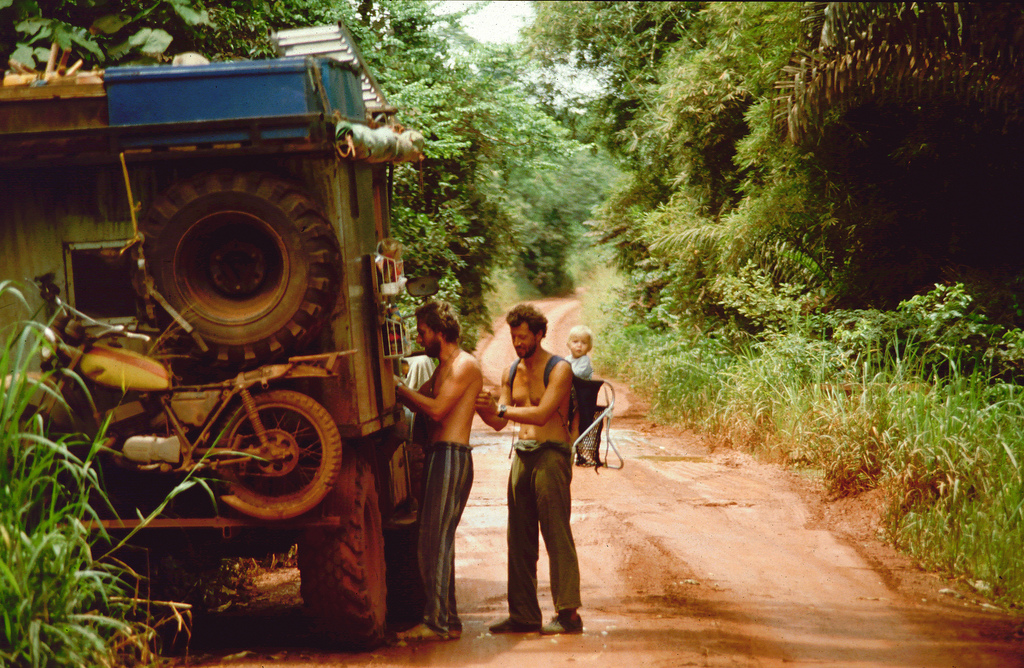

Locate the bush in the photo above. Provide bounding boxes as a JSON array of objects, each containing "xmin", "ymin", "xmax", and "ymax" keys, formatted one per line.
[
  {"xmin": 0, "ymin": 282, "xmax": 152, "ymax": 667},
  {"xmin": 599, "ymin": 278, "xmax": 1024, "ymax": 608}
]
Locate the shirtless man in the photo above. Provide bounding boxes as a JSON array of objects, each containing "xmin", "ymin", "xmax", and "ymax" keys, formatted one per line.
[
  {"xmin": 395, "ymin": 300, "xmax": 483, "ymax": 641},
  {"xmin": 476, "ymin": 303, "xmax": 584, "ymax": 635}
]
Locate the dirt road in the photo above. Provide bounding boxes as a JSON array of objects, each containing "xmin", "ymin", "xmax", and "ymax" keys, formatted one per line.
[{"xmin": 183, "ymin": 295, "xmax": 1023, "ymax": 667}]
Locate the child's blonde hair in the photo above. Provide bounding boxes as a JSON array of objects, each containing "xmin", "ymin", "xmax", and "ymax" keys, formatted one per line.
[{"xmin": 567, "ymin": 325, "xmax": 593, "ymax": 352}]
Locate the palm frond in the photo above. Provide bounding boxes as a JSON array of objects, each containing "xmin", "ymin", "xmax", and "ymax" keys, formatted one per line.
[
  {"xmin": 765, "ymin": 239, "xmax": 829, "ymax": 286},
  {"xmin": 776, "ymin": 3, "xmax": 1024, "ymax": 142},
  {"xmin": 648, "ymin": 221, "xmax": 726, "ymax": 256}
]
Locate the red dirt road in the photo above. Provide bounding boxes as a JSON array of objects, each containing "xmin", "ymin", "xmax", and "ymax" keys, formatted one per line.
[{"xmin": 182, "ymin": 295, "xmax": 1023, "ymax": 667}]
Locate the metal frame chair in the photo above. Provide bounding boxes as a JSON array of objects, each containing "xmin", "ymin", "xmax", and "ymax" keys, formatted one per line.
[{"xmin": 571, "ymin": 378, "xmax": 623, "ymax": 470}]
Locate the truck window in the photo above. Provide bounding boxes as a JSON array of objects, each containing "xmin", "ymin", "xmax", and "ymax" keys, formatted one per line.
[{"xmin": 64, "ymin": 241, "xmax": 137, "ymax": 322}]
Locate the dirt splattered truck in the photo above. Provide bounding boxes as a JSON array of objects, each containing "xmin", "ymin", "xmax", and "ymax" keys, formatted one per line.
[{"xmin": 0, "ymin": 23, "xmax": 426, "ymax": 646}]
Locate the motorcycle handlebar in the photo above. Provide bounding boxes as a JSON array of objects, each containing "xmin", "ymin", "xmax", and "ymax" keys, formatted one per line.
[{"xmin": 44, "ymin": 290, "xmax": 151, "ymax": 344}]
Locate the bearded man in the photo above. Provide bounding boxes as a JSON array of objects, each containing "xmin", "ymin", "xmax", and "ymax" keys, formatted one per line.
[
  {"xmin": 476, "ymin": 303, "xmax": 583, "ymax": 635},
  {"xmin": 395, "ymin": 300, "xmax": 482, "ymax": 641}
]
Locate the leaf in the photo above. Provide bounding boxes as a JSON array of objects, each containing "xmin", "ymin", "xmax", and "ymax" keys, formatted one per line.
[
  {"xmin": 129, "ymin": 27, "xmax": 173, "ymax": 56},
  {"xmin": 10, "ymin": 45, "xmax": 36, "ymax": 68},
  {"xmin": 170, "ymin": 1, "xmax": 212, "ymax": 27},
  {"xmin": 69, "ymin": 32, "xmax": 105, "ymax": 61},
  {"xmin": 15, "ymin": 18, "xmax": 50, "ymax": 38},
  {"xmin": 0, "ymin": 0, "xmax": 13, "ymax": 9},
  {"xmin": 90, "ymin": 14, "xmax": 132, "ymax": 36},
  {"xmin": 107, "ymin": 38, "xmax": 131, "ymax": 60}
]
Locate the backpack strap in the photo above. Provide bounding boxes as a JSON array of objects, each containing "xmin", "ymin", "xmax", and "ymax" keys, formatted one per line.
[
  {"xmin": 508, "ymin": 355, "xmax": 576, "ymax": 433},
  {"xmin": 508, "ymin": 355, "xmax": 564, "ymax": 389},
  {"xmin": 544, "ymin": 355, "xmax": 563, "ymax": 385}
]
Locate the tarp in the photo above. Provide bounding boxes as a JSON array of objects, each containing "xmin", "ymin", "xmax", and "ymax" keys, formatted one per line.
[{"xmin": 335, "ymin": 121, "xmax": 424, "ymax": 163}]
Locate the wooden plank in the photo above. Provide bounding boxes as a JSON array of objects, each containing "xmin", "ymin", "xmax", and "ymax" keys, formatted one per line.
[
  {"xmin": 0, "ymin": 83, "xmax": 108, "ymax": 134},
  {"xmin": 0, "ymin": 82, "xmax": 105, "ymax": 101}
]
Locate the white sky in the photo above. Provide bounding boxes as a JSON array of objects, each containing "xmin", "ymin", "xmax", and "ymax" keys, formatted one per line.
[
  {"xmin": 437, "ymin": 1, "xmax": 537, "ymax": 44},
  {"xmin": 436, "ymin": 1, "xmax": 603, "ymax": 105}
]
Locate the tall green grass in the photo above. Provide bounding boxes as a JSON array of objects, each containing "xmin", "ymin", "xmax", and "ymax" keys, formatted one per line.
[
  {"xmin": 0, "ymin": 282, "xmax": 152, "ymax": 667},
  {"xmin": 597, "ymin": 299, "xmax": 1024, "ymax": 609}
]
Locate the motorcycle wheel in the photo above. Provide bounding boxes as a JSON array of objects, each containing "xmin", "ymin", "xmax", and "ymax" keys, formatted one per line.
[
  {"xmin": 218, "ymin": 389, "xmax": 342, "ymax": 521},
  {"xmin": 298, "ymin": 453, "xmax": 387, "ymax": 648},
  {"xmin": 140, "ymin": 171, "xmax": 340, "ymax": 368}
]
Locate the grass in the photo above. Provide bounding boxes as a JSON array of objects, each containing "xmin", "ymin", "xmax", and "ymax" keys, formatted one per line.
[
  {"xmin": 593, "ymin": 281, "xmax": 1024, "ymax": 610},
  {"xmin": 0, "ymin": 282, "xmax": 157, "ymax": 667}
]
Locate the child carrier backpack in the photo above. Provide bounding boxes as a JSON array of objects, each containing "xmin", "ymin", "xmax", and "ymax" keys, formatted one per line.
[{"xmin": 507, "ymin": 356, "xmax": 622, "ymax": 469}]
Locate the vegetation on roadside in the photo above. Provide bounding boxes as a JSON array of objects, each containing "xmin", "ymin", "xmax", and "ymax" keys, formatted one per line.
[
  {"xmin": 534, "ymin": 2, "xmax": 1024, "ymax": 611},
  {"xmin": 5, "ymin": 1, "xmax": 1024, "ymax": 662},
  {"xmin": 593, "ymin": 282, "xmax": 1024, "ymax": 607},
  {"xmin": 0, "ymin": 283, "xmax": 154, "ymax": 667}
]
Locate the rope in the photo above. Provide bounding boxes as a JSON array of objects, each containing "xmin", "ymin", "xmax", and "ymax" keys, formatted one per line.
[{"xmin": 119, "ymin": 152, "xmax": 143, "ymax": 244}]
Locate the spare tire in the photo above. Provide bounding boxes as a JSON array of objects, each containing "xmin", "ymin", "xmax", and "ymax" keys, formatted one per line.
[{"xmin": 140, "ymin": 171, "xmax": 340, "ymax": 367}]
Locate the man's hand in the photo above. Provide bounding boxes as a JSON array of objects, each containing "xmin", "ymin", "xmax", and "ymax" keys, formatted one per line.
[{"xmin": 475, "ymin": 390, "xmax": 499, "ymax": 418}]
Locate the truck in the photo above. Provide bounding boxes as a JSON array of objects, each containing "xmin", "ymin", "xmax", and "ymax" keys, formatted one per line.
[{"xmin": 0, "ymin": 23, "xmax": 426, "ymax": 647}]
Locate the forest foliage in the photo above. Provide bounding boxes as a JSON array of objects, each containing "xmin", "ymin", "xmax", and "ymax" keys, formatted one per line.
[
  {"xmin": 529, "ymin": 1, "xmax": 1024, "ymax": 338},
  {"xmin": 5, "ymin": 0, "xmax": 1024, "ymax": 654},
  {"xmin": 528, "ymin": 1, "xmax": 1024, "ymax": 609}
]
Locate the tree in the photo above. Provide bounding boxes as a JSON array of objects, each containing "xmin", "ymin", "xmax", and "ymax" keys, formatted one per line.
[
  {"xmin": 773, "ymin": 3, "xmax": 1024, "ymax": 317},
  {"xmin": 778, "ymin": 3, "xmax": 1024, "ymax": 144},
  {"xmin": 526, "ymin": 1, "xmax": 698, "ymax": 163},
  {"xmin": 531, "ymin": 2, "xmax": 808, "ymax": 327},
  {"xmin": 352, "ymin": 1, "xmax": 579, "ymax": 333},
  {"xmin": 1, "ymin": 0, "xmax": 213, "ymax": 67},
  {"xmin": 532, "ymin": 1, "xmax": 1024, "ymax": 330},
  {"xmin": 503, "ymin": 147, "xmax": 621, "ymax": 296}
]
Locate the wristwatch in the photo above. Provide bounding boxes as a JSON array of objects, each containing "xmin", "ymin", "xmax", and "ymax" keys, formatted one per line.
[{"xmin": 497, "ymin": 404, "xmax": 508, "ymax": 418}]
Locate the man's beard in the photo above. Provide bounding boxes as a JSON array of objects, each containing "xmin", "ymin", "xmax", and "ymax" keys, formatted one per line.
[
  {"xmin": 515, "ymin": 340, "xmax": 537, "ymax": 359},
  {"xmin": 425, "ymin": 339, "xmax": 442, "ymax": 358}
]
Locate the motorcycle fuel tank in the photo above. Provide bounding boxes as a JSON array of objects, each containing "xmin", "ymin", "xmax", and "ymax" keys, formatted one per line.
[{"xmin": 79, "ymin": 344, "xmax": 171, "ymax": 391}]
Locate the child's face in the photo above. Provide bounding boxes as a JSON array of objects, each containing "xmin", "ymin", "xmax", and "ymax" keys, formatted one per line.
[{"xmin": 568, "ymin": 334, "xmax": 590, "ymax": 358}]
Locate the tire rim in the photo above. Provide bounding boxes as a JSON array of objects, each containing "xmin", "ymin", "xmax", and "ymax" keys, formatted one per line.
[{"xmin": 173, "ymin": 211, "xmax": 289, "ymax": 326}]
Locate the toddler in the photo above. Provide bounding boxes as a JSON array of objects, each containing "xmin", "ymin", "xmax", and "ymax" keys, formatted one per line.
[{"xmin": 566, "ymin": 325, "xmax": 594, "ymax": 380}]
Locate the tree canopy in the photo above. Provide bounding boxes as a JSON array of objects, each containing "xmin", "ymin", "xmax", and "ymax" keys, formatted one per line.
[
  {"xmin": 12, "ymin": 1, "xmax": 1022, "ymax": 340},
  {"xmin": 528, "ymin": 1, "xmax": 1024, "ymax": 333}
]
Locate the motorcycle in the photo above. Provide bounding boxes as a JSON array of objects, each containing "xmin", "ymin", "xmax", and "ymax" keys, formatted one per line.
[{"xmin": 30, "ymin": 282, "xmax": 344, "ymax": 521}]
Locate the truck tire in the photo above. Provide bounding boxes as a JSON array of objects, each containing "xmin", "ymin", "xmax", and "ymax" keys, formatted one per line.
[
  {"xmin": 298, "ymin": 454, "xmax": 386, "ymax": 648},
  {"xmin": 384, "ymin": 523, "xmax": 426, "ymax": 624},
  {"xmin": 140, "ymin": 171, "xmax": 340, "ymax": 367}
]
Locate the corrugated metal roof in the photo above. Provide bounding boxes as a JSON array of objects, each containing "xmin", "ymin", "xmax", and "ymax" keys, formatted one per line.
[{"xmin": 270, "ymin": 23, "xmax": 392, "ymax": 116}]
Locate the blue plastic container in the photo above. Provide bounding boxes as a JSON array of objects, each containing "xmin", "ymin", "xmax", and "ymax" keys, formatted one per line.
[{"xmin": 105, "ymin": 57, "xmax": 364, "ymax": 146}]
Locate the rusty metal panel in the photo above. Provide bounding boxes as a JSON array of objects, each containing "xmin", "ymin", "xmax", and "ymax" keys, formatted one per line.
[
  {"xmin": 289, "ymin": 156, "xmax": 386, "ymax": 427},
  {"xmin": 0, "ymin": 164, "xmax": 136, "ymax": 332}
]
